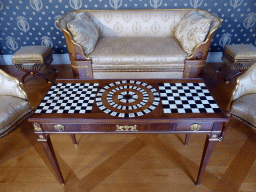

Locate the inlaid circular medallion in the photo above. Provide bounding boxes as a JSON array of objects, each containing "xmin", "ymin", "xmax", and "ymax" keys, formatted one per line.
[{"xmin": 96, "ymin": 80, "xmax": 160, "ymax": 117}]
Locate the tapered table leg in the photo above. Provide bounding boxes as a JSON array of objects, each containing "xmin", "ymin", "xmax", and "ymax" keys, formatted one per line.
[
  {"xmin": 71, "ymin": 134, "xmax": 77, "ymax": 146},
  {"xmin": 196, "ymin": 134, "xmax": 217, "ymax": 185},
  {"xmin": 40, "ymin": 135, "xmax": 64, "ymax": 184},
  {"xmin": 185, "ymin": 134, "xmax": 190, "ymax": 146}
]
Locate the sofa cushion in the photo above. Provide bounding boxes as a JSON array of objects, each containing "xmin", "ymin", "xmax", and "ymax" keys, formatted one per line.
[
  {"xmin": 67, "ymin": 12, "xmax": 98, "ymax": 55},
  {"xmin": 175, "ymin": 10, "xmax": 212, "ymax": 55},
  {"xmin": 230, "ymin": 94, "xmax": 256, "ymax": 130},
  {"xmin": 0, "ymin": 96, "xmax": 32, "ymax": 136},
  {"xmin": 89, "ymin": 37, "xmax": 187, "ymax": 70}
]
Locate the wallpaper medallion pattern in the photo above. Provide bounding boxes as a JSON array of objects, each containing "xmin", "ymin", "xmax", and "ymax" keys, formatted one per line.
[{"xmin": 0, "ymin": 0, "xmax": 255, "ymax": 55}]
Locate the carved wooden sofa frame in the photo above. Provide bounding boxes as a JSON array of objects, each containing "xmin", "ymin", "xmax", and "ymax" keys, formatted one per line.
[{"xmin": 57, "ymin": 9, "xmax": 222, "ymax": 79}]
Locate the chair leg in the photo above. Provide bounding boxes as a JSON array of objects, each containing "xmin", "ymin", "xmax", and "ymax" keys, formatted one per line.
[
  {"xmin": 216, "ymin": 63, "xmax": 226, "ymax": 73},
  {"xmin": 71, "ymin": 134, "xmax": 77, "ymax": 147},
  {"xmin": 224, "ymin": 71, "xmax": 242, "ymax": 84},
  {"xmin": 20, "ymin": 72, "xmax": 31, "ymax": 84},
  {"xmin": 35, "ymin": 72, "xmax": 52, "ymax": 83},
  {"xmin": 185, "ymin": 134, "xmax": 190, "ymax": 146},
  {"xmin": 50, "ymin": 64, "xmax": 57, "ymax": 72}
]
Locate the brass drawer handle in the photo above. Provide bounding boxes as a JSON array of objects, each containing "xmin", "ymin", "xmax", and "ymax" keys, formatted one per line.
[
  {"xmin": 54, "ymin": 124, "xmax": 64, "ymax": 132},
  {"xmin": 34, "ymin": 123, "xmax": 42, "ymax": 132},
  {"xmin": 190, "ymin": 124, "xmax": 201, "ymax": 131},
  {"xmin": 116, "ymin": 125, "xmax": 138, "ymax": 132}
]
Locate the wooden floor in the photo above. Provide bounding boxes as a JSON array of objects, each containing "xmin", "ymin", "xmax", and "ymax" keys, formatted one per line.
[{"xmin": 0, "ymin": 63, "xmax": 255, "ymax": 192}]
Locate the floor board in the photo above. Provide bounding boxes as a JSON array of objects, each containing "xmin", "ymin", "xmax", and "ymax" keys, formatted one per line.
[{"xmin": 0, "ymin": 63, "xmax": 255, "ymax": 192}]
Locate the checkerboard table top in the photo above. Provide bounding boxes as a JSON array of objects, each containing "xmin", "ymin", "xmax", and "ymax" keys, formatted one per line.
[{"xmin": 32, "ymin": 79, "xmax": 226, "ymax": 120}]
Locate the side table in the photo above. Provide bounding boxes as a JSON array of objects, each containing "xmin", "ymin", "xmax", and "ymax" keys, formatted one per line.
[
  {"xmin": 216, "ymin": 44, "xmax": 256, "ymax": 84},
  {"xmin": 11, "ymin": 46, "xmax": 56, "ymax": 84}
]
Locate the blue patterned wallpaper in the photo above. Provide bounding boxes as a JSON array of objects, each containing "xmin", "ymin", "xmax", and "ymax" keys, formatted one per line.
[{"xmin": 0, "ymin": 0, "xmax": 255, "ymax": 55}]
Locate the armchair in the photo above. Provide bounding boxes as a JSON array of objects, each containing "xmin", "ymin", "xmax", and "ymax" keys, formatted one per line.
[
  {"xmin": 0, "ymin": 69, "xmax": 33, "ymax": 137},
  {"xmin": 227, "ymin": 63, "xmax": 256, "ymax": 131}
]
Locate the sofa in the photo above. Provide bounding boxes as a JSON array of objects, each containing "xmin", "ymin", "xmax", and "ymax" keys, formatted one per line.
[{"xmin": 58, "ymin": 9, "xmax": 222, "ymax": 79}]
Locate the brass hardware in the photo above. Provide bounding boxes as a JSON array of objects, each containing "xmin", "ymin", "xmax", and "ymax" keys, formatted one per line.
[
  {"xmin": 190, "ymin": 124, "xmax": 201, "ymax": 131},
  {"xmin": 212, "ymin": 134, "xmax": 217, "ymax": 138},
  {"xmin": 39, "ymin": 135, "xmax": 44, "ymax": 139},
  {"xmin": 34, "ymin": 123, "xmax": 42, "ymax": 132},
  {"xmin": 54, "ymin": 124, "xmax": 65, "ymax": 132},
  {"xmin": 37, "ymin": 138, "xmax": 47, "ymax": 142},
  {"xmin": 116, "ymin": 125, "xmax": 138, "ymax": 132}
]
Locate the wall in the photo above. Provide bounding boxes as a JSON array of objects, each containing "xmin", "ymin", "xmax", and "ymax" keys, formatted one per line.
[{"xmin": 0, "ymin": 0, "xmax": 255, "ymax": 64}]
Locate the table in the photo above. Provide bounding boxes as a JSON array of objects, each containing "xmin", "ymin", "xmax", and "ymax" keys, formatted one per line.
[{"xmin": 28, "ymin": 79, "xmax": 228, "ymax": 186}]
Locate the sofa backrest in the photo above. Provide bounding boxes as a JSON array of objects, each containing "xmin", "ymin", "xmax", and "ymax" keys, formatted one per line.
[{"xmin": 59, "ymin": 9, "xmax": 221, "ymax": 38}]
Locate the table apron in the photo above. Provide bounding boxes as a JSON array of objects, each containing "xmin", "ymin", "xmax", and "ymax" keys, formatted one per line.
[{"xmin": 35, "ymin": 122, "xmax": 220, "ymax": 133}]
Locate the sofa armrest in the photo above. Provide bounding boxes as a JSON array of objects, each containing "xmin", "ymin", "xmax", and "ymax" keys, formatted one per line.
[
  {"xmin": 186, "ymin": 19, "xmax": 223, "ymax": 60},
  {"xmin": 57, "ymin": 20, "xmax": 91, "ymax": 62}
]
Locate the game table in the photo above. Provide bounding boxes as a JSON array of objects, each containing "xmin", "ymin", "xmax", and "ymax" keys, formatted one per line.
[{"xmin": 28, "ymin": 79, "xmax": 228, "ymax": 186}]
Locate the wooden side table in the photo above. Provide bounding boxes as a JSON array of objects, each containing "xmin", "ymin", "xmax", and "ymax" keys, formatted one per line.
[
  {"xmin": 11, "ymin": 46, "xmax": 56, "ymax": 84},
  {"xmin": 216, "ymin": 44, "xmax": 256, "ymax": 84}
]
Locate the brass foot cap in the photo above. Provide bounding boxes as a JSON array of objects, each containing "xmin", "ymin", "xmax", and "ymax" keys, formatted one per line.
[{"xmin": 48, "ymin": 81, "xmax": 52, "ymax": 84}]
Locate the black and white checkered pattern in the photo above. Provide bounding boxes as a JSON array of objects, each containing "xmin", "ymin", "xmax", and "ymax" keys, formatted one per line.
[
  {"xmin": 96, "ymin": 80, "xmax": 160, "ymax": 118},
  {"xmin": 35, "ymin": 83, "xmax": 99, "ymax": 113},
  {"xmin": 158, "ymin": 83, "xmax": 221, "ymax": 113}
]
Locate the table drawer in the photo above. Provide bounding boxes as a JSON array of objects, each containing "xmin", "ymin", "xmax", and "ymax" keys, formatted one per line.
[{"xmin": 38, "ymin": 122, "xmax": 214, "ymax": 133}]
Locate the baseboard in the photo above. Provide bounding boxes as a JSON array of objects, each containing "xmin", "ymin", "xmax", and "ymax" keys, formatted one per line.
[{"xmin": 0, "ymin": 52, "xmax": 223, "ymax": 65}]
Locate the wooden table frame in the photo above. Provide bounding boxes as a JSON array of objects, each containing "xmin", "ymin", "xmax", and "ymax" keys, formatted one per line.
[{"xmin": 29, "ymin": 79, "xmax": 228, "ymax": 186}]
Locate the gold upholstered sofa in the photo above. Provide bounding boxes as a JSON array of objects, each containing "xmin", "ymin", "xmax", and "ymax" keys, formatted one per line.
[{"xmin": 58, "ymin": 9, "xmax": 222, "ymax": 79}]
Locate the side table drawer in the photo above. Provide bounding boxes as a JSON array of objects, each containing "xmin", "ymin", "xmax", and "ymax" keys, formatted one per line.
[
  {"xmin": 177, "ymin": 122, "xmax": 214, "ymax": 132},
  {"xmin": 36, "ymin": 122, "xmax": 214, "ymax": 133}
]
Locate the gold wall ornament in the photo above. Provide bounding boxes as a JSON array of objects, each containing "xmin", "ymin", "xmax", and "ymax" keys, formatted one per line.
[
  {"xmin": 54, "ymin": 124, "xmax": 65, "ymax": 132},
  {"xmin": 34, "ymin": 123, "xmax": 42, "ymax": 132},
  {"xmin": 116, "ymin": 125, "xmax": 138, "ymax": 132},
  {"xmin": 190, "ymin": 124, "xmax": 201, "ymax": 131}
]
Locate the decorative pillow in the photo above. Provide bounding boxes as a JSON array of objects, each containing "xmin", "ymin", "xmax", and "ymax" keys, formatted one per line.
[
  {"xmin": 175, "ymin": 10, "xmax": 212, "ymax": 55},
  {"xmin": 67, "ymin": 12, "xmax": 98, "ymax": 55}
]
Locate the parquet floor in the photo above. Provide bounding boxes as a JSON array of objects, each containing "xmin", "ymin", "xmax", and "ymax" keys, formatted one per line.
[{"xmin": 0, "ymin": 63, "xmax": 255, "ymax": 192}]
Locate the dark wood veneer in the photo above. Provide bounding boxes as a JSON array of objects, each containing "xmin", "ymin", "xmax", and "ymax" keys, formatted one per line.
[{"xmin": 29, "ymin": 78, "xmax": 228, "ymax": 186}]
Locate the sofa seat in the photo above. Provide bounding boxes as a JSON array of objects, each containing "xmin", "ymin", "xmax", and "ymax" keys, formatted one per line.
[
  {"xmin": 0, "ymin": 95, "xmax": 32, "ymax": 135},
  {"xmin": 90, "ymin": 37, "xmax": 187, "ymax": 71},
  {"xmin": 230, "ymin": 94, "xmax": 256, "ymax": 129}
]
